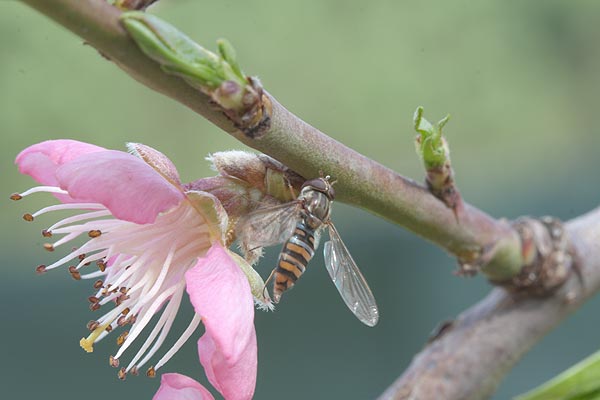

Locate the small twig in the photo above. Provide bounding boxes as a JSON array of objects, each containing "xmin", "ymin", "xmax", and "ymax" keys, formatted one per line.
[{"xmin": 413, "ymin": 106, "xmax": 464, "ymax": 218}]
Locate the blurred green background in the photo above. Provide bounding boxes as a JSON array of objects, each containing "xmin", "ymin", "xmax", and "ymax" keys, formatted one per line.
[{"xmin": 2, "ymin": 1, "xmax": 600, "ymax": 399}]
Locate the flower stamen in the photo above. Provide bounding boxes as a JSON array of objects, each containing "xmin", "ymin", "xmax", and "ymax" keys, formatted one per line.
[
  {"xmin": 18, "ymin": 177, "xmax": 225, "ymax": 376},
  {"xmin": 88, "ymin": 229, "xmax": 102, "ymax": 238},
  {"xmin": 14, "ymin": 186, "xmax": 68, "ymax": 198},
  {"xmin": 125, "ymin": 290, "xmax": 183, "ymax": 372},
  {"xmin": 87, "ymin": 320, "xmax": 100, "ymax": 331},
  {"xmin": 46, "ymin": 210, "xmax": 111, "ymax": 233},
  {"xmin": 114, "ymin": 283, "xmax": 183, "ymax": 359},
  {"xmin": 109, "ymin": 355, "xmax": 120, "ymax": 368},
  {"xmin": 69, "ymin": 266, "xmax": 82, "ymax": 280},
  {"xmin": 116, "ymin": 331, "xmax": 129, "ymax": 346},
  {"xmin": 154, "ymin": 314, "xmax": 202, "ymax": 372},
  {"xmin": 146, "ymin": 366, "xmax": 156, "ymax": 378}
]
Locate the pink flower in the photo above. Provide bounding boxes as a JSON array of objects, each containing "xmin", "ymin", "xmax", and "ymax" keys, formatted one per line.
[
  {"xmin": 14, "ymin": 140, "xmax": 268, "ymax": 400},
  {"xmin": 154, "ymin": 373, "xmax": 215, "ymax": 400}
]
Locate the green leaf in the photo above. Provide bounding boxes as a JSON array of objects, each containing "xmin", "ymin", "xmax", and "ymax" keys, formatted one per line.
[
  {"xmin": 162, "ymin": 63, "xmax": 222, "ymax": 89},
  {"xmin": 515, "ymin": 350, "xmax": 600, "ymax": 400},
  {"xmin": 120, "ymin": 12, "xmax": 246, "ymax": 89},
  {"xmin": 217, "ymin": 38, "xmax": 244, "ymax": 80},
  {"xmin": 413, "ymin": 106, "xmax": 450, "ymax": 169}
]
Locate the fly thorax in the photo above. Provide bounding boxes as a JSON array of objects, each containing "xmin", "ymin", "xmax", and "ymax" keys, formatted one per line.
[{"xmin": 301, "ymin": 189, "xmax": 331, "ymax": 226}]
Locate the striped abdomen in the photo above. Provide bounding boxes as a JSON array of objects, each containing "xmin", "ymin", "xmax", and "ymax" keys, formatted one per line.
[{"xmin": 273, "ymin": 220, "xmax": 317, "ymax": 302}]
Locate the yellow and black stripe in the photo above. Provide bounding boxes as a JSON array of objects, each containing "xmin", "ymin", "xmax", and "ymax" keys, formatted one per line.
[{"xmin": 274, "ymin": 222, "xmax": 316, "ymax": 298}]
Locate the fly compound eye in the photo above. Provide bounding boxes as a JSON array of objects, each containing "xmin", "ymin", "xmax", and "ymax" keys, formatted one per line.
[
  {"xmin": 301, "ymin": 177, "xmax": 335, "ymax": 199},
  {"xmin": 326, "ymin": 184, "xmax": 335, "ymax": 200},
  {"xmin": 302, "ymin": 178, "xmax": 327, "ymax": 192}
]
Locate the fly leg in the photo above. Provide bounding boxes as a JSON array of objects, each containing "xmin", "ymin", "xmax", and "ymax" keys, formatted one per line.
[{"xmin": 262, "ymin": 267, "xmax": 277, "ymax": 302}]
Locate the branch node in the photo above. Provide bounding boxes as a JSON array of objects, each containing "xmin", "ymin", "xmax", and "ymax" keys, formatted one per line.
[
  {"xmin": 455, "ymin": 242, "xmax": 497, "ymax": 277},
  {"xmin": 233, "ymin": 83, "xmax": 272, "ymax": 138},
  {"xmin": 490, "ymin": 216, "xmax": 574, "ymax": 295}
]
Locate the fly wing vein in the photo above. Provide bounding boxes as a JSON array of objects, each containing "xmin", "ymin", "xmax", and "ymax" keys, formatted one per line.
[
  {"xmin": 324, "ymin": 224, "xmax": 379, "ymax": 327},
  {"xmin": 236, "ymin": 201, "xmax": 302, "ymax": 249}
]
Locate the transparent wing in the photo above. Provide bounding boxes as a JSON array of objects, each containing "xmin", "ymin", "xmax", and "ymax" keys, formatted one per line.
[
  {"xmin": 236, "ymin": 201, "xmax": 302, "ymax": 249},
  {"xmin": 324, "ymin": 224, "xmax": 379, "ymax": 327}
]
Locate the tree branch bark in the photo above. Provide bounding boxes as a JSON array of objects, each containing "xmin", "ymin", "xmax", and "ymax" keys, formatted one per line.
[
  {"xmin": 19, "ymin": 0, "xmax": 523, "ymax": 279},
  {"xmin": 378, "ymin": 207, "xmax": 600, "ymax": 400}
]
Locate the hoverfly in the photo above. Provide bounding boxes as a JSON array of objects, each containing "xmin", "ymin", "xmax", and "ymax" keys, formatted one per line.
[{"xmin": 236, "ymin": 176, "xmax": 379, "ymax": 327}]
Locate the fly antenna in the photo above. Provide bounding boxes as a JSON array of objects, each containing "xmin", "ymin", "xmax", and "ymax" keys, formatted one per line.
[{"xmin": 323, "ymin": 174, "xmax": 337, "ymax": 185}]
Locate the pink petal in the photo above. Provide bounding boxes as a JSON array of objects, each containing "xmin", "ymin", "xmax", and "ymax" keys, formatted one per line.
[
  {"xmin": 185, "ymin": 243, "xmax": 257, "ymax": 400},
  {"xmin": 153, "ymin": 373, "xmax": 215, "ymax": 400},
  {"xmin": 16, "ymin": 140, "xmax": 106, "ymax": 203},
  {"xmin": 55, "ymin": 150, "xmax": 184, "ymax": 224},
  {"xmin": 16, "ymin": 140, "xmax": 106, "ymax": 185},
  {"xmin": 198, "ymin": 327, "xmax": 257, "ymax": 400}
]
